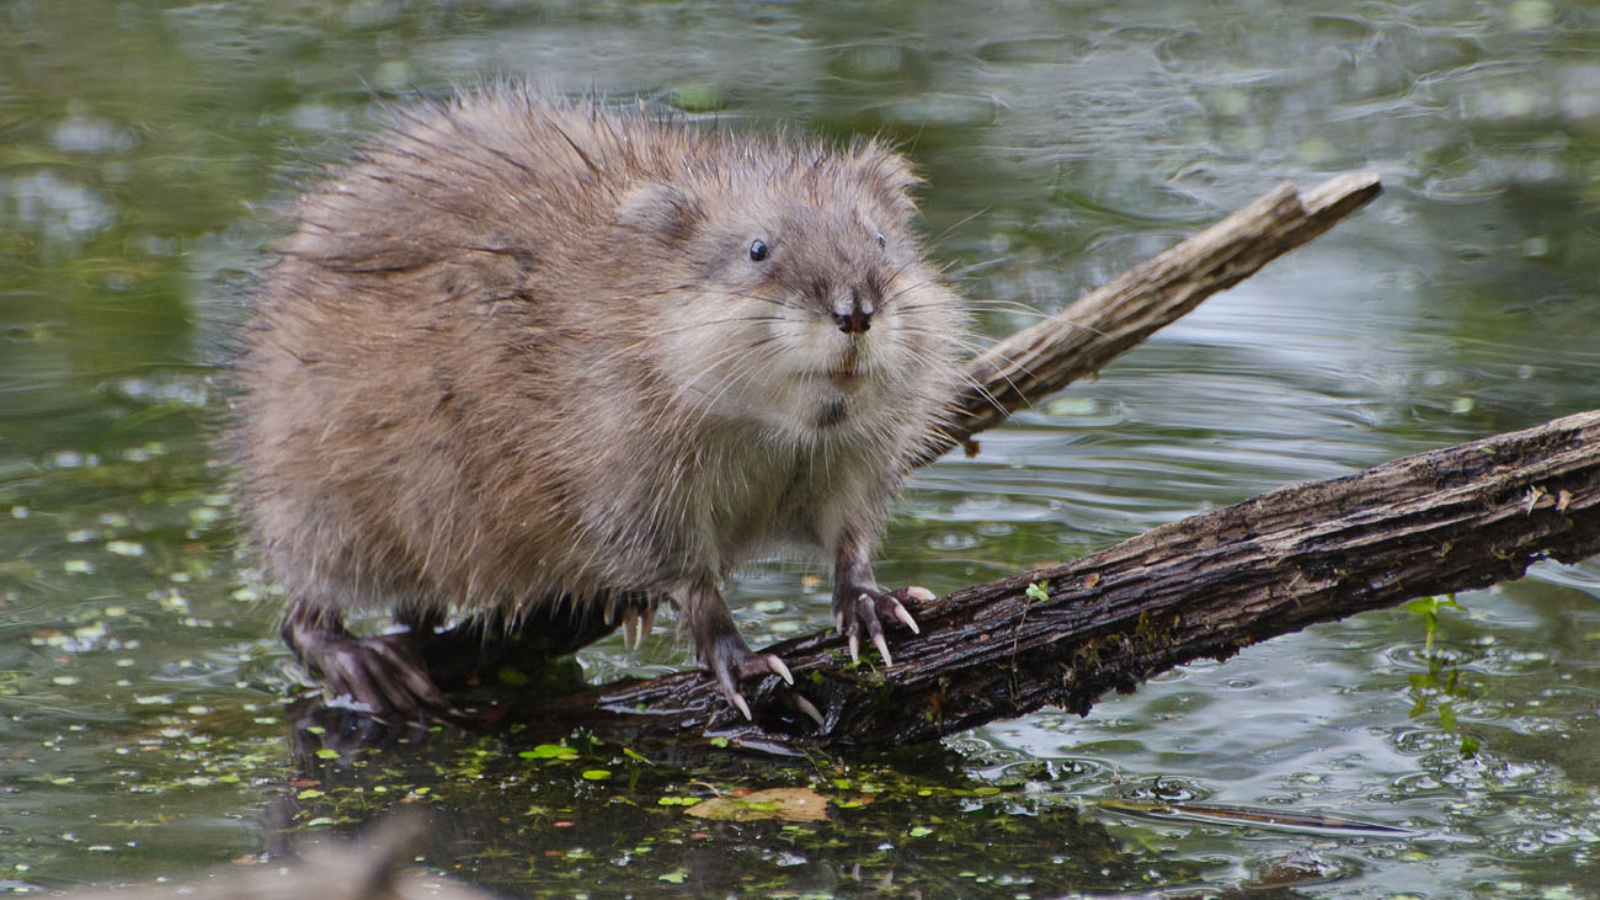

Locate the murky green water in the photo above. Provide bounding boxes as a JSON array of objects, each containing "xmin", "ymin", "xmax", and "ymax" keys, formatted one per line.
[{"xmin": 5, "ymin": 0, "xmax": 1600, "ymax": 896}]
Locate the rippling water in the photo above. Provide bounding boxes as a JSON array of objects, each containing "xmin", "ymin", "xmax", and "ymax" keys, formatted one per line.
[{"xmin": 3, "ymin": 0, "xmax": 1599, "ymax": 896}]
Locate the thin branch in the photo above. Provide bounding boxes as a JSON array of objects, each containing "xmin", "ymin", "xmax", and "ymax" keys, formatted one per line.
[{"xmin": 920, "ymin": 173, "xmax": 1382, "ymax": 465}]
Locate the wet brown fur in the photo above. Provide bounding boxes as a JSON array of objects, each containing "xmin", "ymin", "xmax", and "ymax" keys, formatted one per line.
[{"xmin": 233, "ymin": 86, "xmax": 966, "ymax": 709}]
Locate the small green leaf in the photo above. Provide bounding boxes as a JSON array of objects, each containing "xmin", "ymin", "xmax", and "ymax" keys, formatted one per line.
[
  {"xmin": 1437, "ymin": 704, "xmax": 1456, "ymax": 731},
  {"xmin": 520, "ymin": 743, "xmax": 576, "ymax": 760}
]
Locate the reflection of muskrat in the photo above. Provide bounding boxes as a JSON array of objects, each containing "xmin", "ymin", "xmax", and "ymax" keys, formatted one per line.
[{"xmin": 234, "ymin": 86, "xmax": 966, "ymax": 722}]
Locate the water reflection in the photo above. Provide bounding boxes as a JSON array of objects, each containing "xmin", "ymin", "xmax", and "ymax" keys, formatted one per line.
[{"xmin": 3, "ymin": 0, "xmax": 1600, "ymax": 896}]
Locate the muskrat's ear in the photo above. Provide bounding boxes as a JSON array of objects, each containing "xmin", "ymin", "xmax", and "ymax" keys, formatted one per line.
[
  {"xmin": 852, "ymin": 141, "xmax": 922, "ymax": 216},
  {"xmin": 615, "ymin": 181, "xmax": 704, "ymax": 244}
]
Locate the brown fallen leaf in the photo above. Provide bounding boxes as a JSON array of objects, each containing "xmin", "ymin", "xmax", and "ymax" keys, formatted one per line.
[{"xmin": 684, "ymin": 787, "xmax": 830, "ymax": 823}]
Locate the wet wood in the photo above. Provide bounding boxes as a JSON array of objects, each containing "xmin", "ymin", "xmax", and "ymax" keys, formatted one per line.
[
  {"xmin": 918, "ymin": 172, "xmax": 1384, "ymax": 465},
  {"xmin": 578, "ymin": 409, "xmax": 1600, "ymax": 752}
]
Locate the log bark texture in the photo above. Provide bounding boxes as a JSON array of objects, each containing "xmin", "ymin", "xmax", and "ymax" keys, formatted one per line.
[{"xmin": 582, "ymin": 409, "xmax": 1600, "ymax": 752}]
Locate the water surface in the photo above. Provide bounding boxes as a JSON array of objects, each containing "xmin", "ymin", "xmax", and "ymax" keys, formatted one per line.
[{"xmin": 4, "ymin": 0, "xmax": 1600, "ymax": 896}]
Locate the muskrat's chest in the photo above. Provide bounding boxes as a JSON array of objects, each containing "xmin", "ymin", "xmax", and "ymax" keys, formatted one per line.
[{"xmin": 689, "ymin": 436, "xmax": 881, "ymax": 558}]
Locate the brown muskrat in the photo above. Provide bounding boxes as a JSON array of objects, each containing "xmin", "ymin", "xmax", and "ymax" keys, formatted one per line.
[{"xmin": 233, "ymin": 86, "xmax": 967, "ymax": 722}]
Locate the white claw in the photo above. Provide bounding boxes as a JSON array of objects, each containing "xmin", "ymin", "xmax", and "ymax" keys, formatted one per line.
[
  {"xmin": 603, "ymin": 595, "xmax": 618, "ymax": 626},
  {"xmin": 637, "ymin": 604, "xmax": 655, "ymax": 645},
  {"xmin": 621, "ymin": 605, "xmax": 656, "ymax": 650},
  {"xmin": 621, "ymin": 607, "xmax": 638, "ymax": 649},
  {"xmin": 847, "ymin": 634, "xmax": 861, "ymax": 665},
  {"xmin": 766, "ymin": 654, "xmax": 794, "ymax": 685},
  {"xmin": 904, "ymin": 586, "xmax": 937, "ymax": 603},
  {"xmin": 892, "ymin": 603, "xmax": 921, "ymax": 635},
  {"xmin": 731, "ymin": 692, "xmax": 753, "ymax": 721},
  {"xmin": 873, "ymin": 632, "xmax": 894, "ymax": 667},
  {"xmin": 793, "ymin": 694, "xmax": 825, "ymax": 727}
]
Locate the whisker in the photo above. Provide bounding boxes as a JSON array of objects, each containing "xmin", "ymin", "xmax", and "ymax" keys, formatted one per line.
[
  {"xmin": 569, "ymin": 313, "xmax": 793, "ymax": 381},
  {"xmin": 925, "ymin": 206, "xmax": 994, "ymax": 247},
  {"xmin": 714, "ymin": 287, "xmax": 811, "ymax": 314}
]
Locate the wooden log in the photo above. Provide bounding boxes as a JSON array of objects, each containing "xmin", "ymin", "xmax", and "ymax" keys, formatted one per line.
[{"xmin": 578, "ymin": 409, "xmax": 1600, "ymax": 752}]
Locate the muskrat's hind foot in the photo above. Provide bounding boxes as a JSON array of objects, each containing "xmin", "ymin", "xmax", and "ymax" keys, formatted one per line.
[
  {"xmin": 282, "ymin": 605, "xmax": 453, "ymax": 722},
  {"xmin": 833, "ymin": 585, "xmax": 934, "ymax": 667}
]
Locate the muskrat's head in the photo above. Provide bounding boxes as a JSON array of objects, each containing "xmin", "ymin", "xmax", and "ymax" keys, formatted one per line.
[{"xmin": 611, "ymin": 135, "xmax": 966, "ymax": 442}]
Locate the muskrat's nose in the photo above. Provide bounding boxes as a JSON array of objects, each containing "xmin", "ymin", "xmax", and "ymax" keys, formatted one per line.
[
  {"xmin": 833, "ymin": 291, "xmax": 874, "ymax": 334},
  {"xmin": 834, "ymin": 309, "xmax": 871, "ymax": 334}
]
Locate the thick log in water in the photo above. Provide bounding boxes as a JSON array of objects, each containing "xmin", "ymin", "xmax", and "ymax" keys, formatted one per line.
[{"xmin": 582, "ymin": 408, "xmax": 1600, "ymax": 752}]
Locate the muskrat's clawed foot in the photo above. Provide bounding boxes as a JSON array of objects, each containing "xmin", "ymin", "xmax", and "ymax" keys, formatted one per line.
[
  {"xmin": 319, "ymin": 633, "xmax": 454, "ymax": 719},
  {"xmin": 283, "ymin": 607, "xmax": 454, "ymax": 723},
  {"xmin": 602, "ymin": 594, "xmax": 657, "ymax": 651},
  {"xmin": 834, "ymin": 585, "xmax": 933, "ymax": 667},
  {"xmin": 698, "ymin": 633, "xmax": 823, "ymax": 726}
]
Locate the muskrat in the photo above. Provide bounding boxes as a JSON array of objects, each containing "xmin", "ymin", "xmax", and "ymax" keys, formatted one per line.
[{"xmin": 233, "ymin": 86, "xmax": 967, "ymax": 722}]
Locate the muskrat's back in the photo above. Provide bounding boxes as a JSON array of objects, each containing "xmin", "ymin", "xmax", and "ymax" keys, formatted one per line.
[{"xmin": 235, "ymin": 88, "xmax": 966, "ymax": 720}]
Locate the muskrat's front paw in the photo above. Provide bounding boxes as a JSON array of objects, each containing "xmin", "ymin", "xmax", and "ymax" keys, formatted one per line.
[
  {"xmin": 315, "ymin": 632, "xmax": 453, "ymax": 722},
  {"xmin": 834, "ymin": 585, "xmax": 933, "ymax": 667},
  {"xmin": 699, "ymin": 637, "xmax": 822, "ymax": 725}
]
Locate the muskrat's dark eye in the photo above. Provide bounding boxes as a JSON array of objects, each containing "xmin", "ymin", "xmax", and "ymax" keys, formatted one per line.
[
  {"xmin": 875, "ymin": 233, "xmax": 887, "ymax": 249},
  {"xmin": 749, "ymin": 239, "xmax": 770, "ymax": 262}
]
